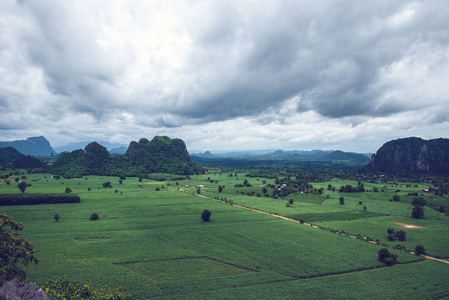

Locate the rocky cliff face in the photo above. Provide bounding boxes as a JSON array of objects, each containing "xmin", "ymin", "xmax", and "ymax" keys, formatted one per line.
[{"xmin": 370, "ymin": 137, "xmax": 449, "ymax": 174}]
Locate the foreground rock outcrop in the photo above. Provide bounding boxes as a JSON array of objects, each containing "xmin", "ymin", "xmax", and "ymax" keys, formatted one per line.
[{"xmin": 0, "ymin": 279, "xmax": 53, "ymax": 300}]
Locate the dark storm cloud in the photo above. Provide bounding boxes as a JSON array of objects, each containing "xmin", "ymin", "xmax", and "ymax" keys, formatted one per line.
[{"xmin": 1, "ymin": 0, "xmax": 448, "ymax": 151}]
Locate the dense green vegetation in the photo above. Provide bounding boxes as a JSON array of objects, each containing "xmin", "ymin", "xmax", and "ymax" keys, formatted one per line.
[
  {"xmin": 0, "ymin": 169, "xmax": 448, "ymax": 299},
  {"xmin": 0, "ymin": 193, "xmax": 80, "ymax": 206},
  {"xmin": 0, "ymin": 147, "xmax": 46, "ymax": 170},
  {"xmin": 51, "ymin": 136, "xmax": 203, "ymax": 177}
]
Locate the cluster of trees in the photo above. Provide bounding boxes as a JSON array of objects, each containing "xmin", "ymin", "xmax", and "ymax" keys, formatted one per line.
[
  {"xmin": 411, "ymin": 197, "xmax": 427, "ymax": 219},
  {"xmin": 234, "ymin": 179, "xmax": 252, "ymax": 188},
  {"xmin": 0, "ymin": 193, "xmax": 80, "ymax": 206},
  {"xmin": 339, "ymin": 184, "xmax": 365, "ymax": 193},
  {"xmin": 378, "ymin": 248, "xmax": 397, "ymax": 265},
  {"xmin": 387, "ymin": 228, "xmax": 406, "ymax": 241},
  {"xmin": 50, "ymin": 137, "xmax": 204, "ymax": 178}
]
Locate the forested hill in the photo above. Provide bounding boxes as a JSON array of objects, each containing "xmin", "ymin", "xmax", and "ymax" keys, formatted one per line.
[
  {"xmin": 0, "ymin": 147, "xmax": 46, "ymax": 169},
  {"xmin": 51, "ymin": 136, "xmax": 203, "ymax": 177},
  {"xmin": 0, "ymin": 136, "xmax": 57, "ymax": 156},
  {"xmin": 368, "ymin": 137, "xmax": 449, "ymax": 175}
]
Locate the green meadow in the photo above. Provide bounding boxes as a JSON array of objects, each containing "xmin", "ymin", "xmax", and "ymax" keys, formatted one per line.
[{"xmin": 1, "ymin": 172, "xmax": 449, "ymax": 299}]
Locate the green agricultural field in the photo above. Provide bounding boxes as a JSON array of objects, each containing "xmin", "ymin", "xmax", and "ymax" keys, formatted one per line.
[{"xmin": 1, "ymin": 173, "xmax": 448, "ymax": 299}]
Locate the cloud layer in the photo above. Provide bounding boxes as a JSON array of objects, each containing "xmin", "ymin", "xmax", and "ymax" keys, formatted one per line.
[{"xmin": 1, "ymin": 0, "xmax": 449, "ymax": 152}]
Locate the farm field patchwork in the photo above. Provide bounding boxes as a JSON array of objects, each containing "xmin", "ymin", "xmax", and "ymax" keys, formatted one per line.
[{"xmin": 0, "ymin": 173, "xmax": 448, "ymax": 299}]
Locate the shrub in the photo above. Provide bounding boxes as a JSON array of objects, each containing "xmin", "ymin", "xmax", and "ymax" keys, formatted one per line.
[
  {"xmin": 387, "ymin": 228, "xmax": 395, "ymax": 235},
  {"xmin": 53, "ymin": 214, "xmax": 60, "ymax": 222},
  {"xmin": 42, "ymin": 276, "xmax": 131, "ymax": 299},
  {"xmin": 90, "ymin": 212, "xmax": 99, "ymax": 221},
  {"xmin": 339, "ymin": 197, "xmax": 344, "ymax": 205},
  {"xmin": 392, "ymin": 194, "xmax": 400, "ymax": 202},
  {"xmin": 415, "ymin": 245, "xmax": 426, "ymax": 255},
  {"xmin": 65, "ymin": 187, "xmax": 72, "ymax": 194},
  {"xmin": 299, "ymin": 219, "xmax": 304, "ymax": 224},
  {"xmin": 201, "ymin": 210, "xmax": 211, "ymax": 222}
]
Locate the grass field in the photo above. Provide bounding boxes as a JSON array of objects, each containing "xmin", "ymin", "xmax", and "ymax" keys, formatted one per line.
[{"xmin": 1, "ymin": 172, "xmax": 448, "ymax": 299}]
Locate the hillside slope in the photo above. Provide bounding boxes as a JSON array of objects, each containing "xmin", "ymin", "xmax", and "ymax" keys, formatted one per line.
[
  {"xmin": 0, "ymin": 136, "xmax": 56, "ymax": 156},
  {"xmin": 51, "ymin": 136, "xmax": 203, "ymax": 177},
  {"xmin": 369, "ymin": 137, "xmax": 449, "ymax": 174}
]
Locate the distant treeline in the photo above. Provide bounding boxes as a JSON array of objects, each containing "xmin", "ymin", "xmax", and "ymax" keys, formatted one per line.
[
  {"xmin": 0, "ymin": 193, "xmax": 81, "ymax": 206},
  {"xmin": 191, "ymin": 157, "xmax": 364, "ymax": 171}
]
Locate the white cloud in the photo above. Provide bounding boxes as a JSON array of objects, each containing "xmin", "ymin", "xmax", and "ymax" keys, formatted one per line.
[{"xmin": 0, "ymin": 0, "xmax": 448, "ymax": 153}]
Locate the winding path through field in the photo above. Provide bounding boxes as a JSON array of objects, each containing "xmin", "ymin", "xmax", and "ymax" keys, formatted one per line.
[
  {"xmin": 0, "ymin": 175, "xmax": 14, "ymax": 185},
  {"xmin": 185, "ymin": 190, "xmax": 449, "ymax": 265}
]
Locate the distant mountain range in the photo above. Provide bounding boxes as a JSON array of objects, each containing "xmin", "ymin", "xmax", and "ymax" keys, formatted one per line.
[
  {"xmin": 0, "ymin": 136, "xmax": 57, "ymax": 156},
  {"xmin": 4, "ymin": 135, "xmax": 449, "ymax": 175},
  {"xmin": 192, "ymin": 149, "xmax": 371, "ymax": 163},
  {"xmin": 53, "ymin": 141, "xmax": 128, "ymax": 153}
]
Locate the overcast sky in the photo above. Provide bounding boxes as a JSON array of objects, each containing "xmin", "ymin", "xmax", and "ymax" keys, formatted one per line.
[{"xmin": 1, "ymin": 0, "xmax": 448, "ymax": 153}]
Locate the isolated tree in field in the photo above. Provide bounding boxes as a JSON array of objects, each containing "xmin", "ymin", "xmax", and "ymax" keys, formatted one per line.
[
  {"xmin": 395, "ymin": 230, "xmax": 406, "ymax": 241},
  {"xmin": 0, "ymin": 209, "xmax": 38, "ymax": 285},
  {"xmin": 289, "ymin": 199, "xmax": 294, "ymax": 206},
  {"xmin": 339, "ymin": 197, "xmax": 344, "ymax": 205},
  {"xmin": 103, "ymin": 182, "xmax": 111, "ymax": 188},
  {"xmin": 201, "ymin": 210, "xmax": 211, "ymax": 222},
  {"xmin": 54, "ymin": 214, "xmax": 60, "ymax": 222},
  {"xmin": 65, "ymin": 187, "xmax": 72, "ymax": 193},
  {"xmin": 414, "ymin": 245, "xmax": 426, "ymax": 256},
  {"xmin": 90, "ymin": 212, "xmax": 99, "ymax": 220},
  {"xmin": 17, "ymin": 181, "xmax": 27, "ymax": 193},
  {"xmin": 392, "ymin": 194, "xmax": 400, "ymax": 202},
  {"xmin": 218, "ymin": 186, "xmax": 223, "ymax": 192},
  {"xmin": 262, "ymin": 187, "xmax": 267, "ymax": 194},
  {"xmin": 197, "ymin": 188, "xmax": 201, "ymax": 194},
  {"xmin": 411, "ymin": 197, "xmax": 427, "ymax": 219}
]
